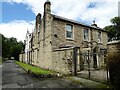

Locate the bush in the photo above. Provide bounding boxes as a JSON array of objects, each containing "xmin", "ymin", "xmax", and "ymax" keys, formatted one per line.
[{"xmin": 107, "ymin": 52, "xmax": 120, "ymax": 88}]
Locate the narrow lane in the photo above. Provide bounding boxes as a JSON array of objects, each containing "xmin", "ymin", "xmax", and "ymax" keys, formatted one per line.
[
  {"xmin": 2, "ymin": 60, "xmax": 83, "ymax": 88},
  {"xmin": 2, "ymin": 60, "xmax": 35, "ymax": 88}
]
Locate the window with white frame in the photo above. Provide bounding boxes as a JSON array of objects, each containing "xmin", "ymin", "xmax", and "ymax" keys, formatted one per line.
[
  {"xmin": 66, "ymin": 24, "xmax": 73, "ymax": 39},
  {"xmin": 83, "ymin": 28, "xmax": 89, "ymax": 41},
  {"xmin": 98, "ymin": 31, "xmax": 101, "ymax": 43}
]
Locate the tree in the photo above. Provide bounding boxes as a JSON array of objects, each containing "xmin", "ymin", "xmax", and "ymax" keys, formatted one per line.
[
  {"xmin": 104, "ymin": 17, "xmax": 120, "ymax": 41},
  {"xmin": 2, "ymin": 34, "xmax": 10, "ymax": 58},
  {"xmin": 1, "ymin": 33, "xmax": 24, "ymax": 60},
  {"xmin": 11, "ymin": 41, "xmax": 24, "ymax": 60}
]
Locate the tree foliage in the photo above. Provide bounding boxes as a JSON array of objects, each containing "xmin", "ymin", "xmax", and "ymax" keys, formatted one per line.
[
  {"xmin": 104, "ymin": 17, "xmax": 120, "ymax": 41},
  {"xmin": 1, "ymin": 33, "xmax": 24, "ymax": 60}
]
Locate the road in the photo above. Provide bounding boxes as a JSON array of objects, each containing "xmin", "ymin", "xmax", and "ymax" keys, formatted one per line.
[{"xmin": 2, "ymin": 60, "xmax": 83, "ymax": 89}]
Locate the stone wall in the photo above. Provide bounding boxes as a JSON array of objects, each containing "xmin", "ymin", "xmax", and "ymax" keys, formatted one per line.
[
  {"xmin": 107, "ymin": 41, "xmax": 120, "ymax": 87},
  {"xmin": 52, "ymin": 48, "xmax": 74, "ymax": 74},
  {"xmin": 52, "ymin": 19, "xmax": 83, "ymax": 49},
  {"xmin": 31, "ymin": 4, "xmax": 53, "ymax": 69},
  {"xmin": 19, "ymin": 53, "xmax": 25, "ymax": 62},
  {"xmin": 52, "ymin": 18, "xmax": 108, "ymax": 50},
  {"xmin": 51, "ymin": 18, "xmax": 107, "ymax": 70},
  {"xmin": 107, "ymin": 40, "xmax": 120, "ymax": 53}
]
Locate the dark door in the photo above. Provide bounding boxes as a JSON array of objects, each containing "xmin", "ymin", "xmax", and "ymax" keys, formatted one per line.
[{"xmin": 93, "ymin": 48, "xmax": 97, "ymax": 68}]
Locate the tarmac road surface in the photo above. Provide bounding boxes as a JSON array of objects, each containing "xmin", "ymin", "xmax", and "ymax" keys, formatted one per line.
[{"xmin": 2, "ymin": 60, "xmax": 83, "ymax": 89}]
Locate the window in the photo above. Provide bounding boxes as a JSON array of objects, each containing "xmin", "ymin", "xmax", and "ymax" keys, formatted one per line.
[
  {"xmin": 66, "ymin": 24, "xmax": 73, "ymax": 39},
  {"xmin": 98, "ymin": 31, "xmax": 101, "ymax": 43},
  {"xmin": 83, "ymin": 28, "xmax": 89, "ymax": 41}
]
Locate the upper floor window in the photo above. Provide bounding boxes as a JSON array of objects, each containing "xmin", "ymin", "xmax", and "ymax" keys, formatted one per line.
[
  {"xmin": 66, "ymin": 24, "xmax": 73, "ymax": 39},
  {"xmin": 83, "ymin": 28, "xmax": 89, "ymax": 41},
  {"xmin": 98, "ymin": 31, "xmax": 102, "ymax": 43}
]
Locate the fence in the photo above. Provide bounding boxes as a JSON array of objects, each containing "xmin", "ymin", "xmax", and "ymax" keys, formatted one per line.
[{"xmin": 73, "ymin": 47, "xmax": 109, "ymax": 83}]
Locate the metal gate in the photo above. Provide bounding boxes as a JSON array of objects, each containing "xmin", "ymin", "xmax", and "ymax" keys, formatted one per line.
[{"xmin": 73, "ymin": 47, "xmax": 109, "ymax": 82}]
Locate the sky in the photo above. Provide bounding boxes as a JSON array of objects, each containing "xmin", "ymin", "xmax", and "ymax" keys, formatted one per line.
[{"xmin": 0, "ymin": 0, "xmax": 119, "ymax": 42}]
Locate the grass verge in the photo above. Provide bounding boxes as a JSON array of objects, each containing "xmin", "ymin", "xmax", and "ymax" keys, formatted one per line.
[{"xmin": 15, "ymin": 61, "xmax": 55, "ymax": 75}]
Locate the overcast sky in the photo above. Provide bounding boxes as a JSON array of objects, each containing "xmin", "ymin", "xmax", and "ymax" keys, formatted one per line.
[{"xmin": 0, "ymin": 0, "xmax": 119, "ymax": 42}]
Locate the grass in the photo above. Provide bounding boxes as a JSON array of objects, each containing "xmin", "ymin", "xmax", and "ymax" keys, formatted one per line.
[{"xmin": 15, "ymin": 61, "xmax": 55, "ymax": 75}]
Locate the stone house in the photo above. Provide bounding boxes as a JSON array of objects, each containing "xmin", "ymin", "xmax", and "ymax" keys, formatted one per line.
[
  {"xmin": 24, "ymin": 30, "xmax": 32, "ymax": 64},
  {"xmin": 20, "ymin": 0, "xmax": 108, "ymax": 75},
  {"xmin": 19, "ymin": 30, "xmax": 32, "ymax": 63}
]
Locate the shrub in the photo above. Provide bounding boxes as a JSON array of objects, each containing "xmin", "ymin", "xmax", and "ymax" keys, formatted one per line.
[{"xmin": 107, "ymin": 52, "xmax": 120, "ymax": 88}]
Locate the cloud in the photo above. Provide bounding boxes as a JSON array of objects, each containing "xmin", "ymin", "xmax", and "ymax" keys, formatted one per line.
[
  {"xmin": 0, "ymin": 20, "xmax": 35, "ymax": 42},
  {"xmin": 1, "ymin": 0, "xmax": 119, "ymax": 41},
  {"xmin": 80, "ymin": 2, "xmax": 118, "ymax": 27},
  {"xmin": 3, "ymin": 0, "xmax": 119, "ymax": 28}
]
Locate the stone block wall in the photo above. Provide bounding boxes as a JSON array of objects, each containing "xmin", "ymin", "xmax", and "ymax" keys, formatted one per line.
[
  {"xmin": 52, "ymin": 19, "xmax": 83, "ymax": 49},
  {"xmin": 19, "ymin": 54, "xmax": 22, "ymax": 62},
  {"xmin": 101, "ymin": 32, "xmax": 108, "ymax": 48},
  {"xmin": 107, "ymin": 41, "xmax": 120, "ymax": 53},
  {"xmin": 52, "ymin": 18, "xmax": 108, "ymax": 50},
  {"xmin": 19, "ymin": 53, "xmax": 25, "ymax": 62},
  {"xmin": 32, "ymin": 13, "xmax": 53, "ymax": 70},
  {"xmin": 52, "ymin": 48, "xmax": 74, "ymax": 74}
]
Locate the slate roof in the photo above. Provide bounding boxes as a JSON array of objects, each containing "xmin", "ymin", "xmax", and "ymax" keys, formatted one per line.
[{"xmin": 52, "ymin": 14, "xmax": 107, "ymax": 32}]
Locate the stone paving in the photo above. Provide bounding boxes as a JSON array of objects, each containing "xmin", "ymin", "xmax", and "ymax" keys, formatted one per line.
[
  {"xmin": 77, "ymin": 69, "xmax": 110, "ymax": 83},
  {"xmin": 66, "ymin": 76, "xmax": 110, "ymax": 88}
]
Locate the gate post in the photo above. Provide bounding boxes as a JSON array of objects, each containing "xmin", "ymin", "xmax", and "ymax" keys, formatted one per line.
[{"xmin": 73, "ymin": 47, "xmax": 77, "ymax": 76}]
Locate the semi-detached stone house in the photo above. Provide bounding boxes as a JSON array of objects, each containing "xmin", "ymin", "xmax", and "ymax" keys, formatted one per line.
[{"xmin": 20, "ymin": 0, "xmax": 108, "ymax": 75}]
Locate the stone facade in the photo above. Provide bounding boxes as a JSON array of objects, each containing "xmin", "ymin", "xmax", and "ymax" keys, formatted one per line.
[
  {"xmin": 107, "ymin": 40, "xmax": 120, "ymax": 53},
  {"xmin": 20, "ymin": 0, "xmax": 108, "ymax": 74},
  {"xmin": 19, "ymin": 52, "xmax": 25, "ymax": 62},
  {"xmin": 24, "ymin": 30, "xmax": 32, "ymax": 63},
  {"xmin": 52, "ymin": 48, "xmax": 74, "ymax": 74}
]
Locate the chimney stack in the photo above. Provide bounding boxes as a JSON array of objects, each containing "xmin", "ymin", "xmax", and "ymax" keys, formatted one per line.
[
  {"xmin": 36, "ymin": 13, "xmax": 41, "ymax": 24},
  {"xmin": 44, "ymin": 0, "xmax": 51, "ymax": 14}
]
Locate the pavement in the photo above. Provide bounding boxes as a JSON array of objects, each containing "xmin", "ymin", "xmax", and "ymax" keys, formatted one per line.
[
  {"xmin": 2, "ymin": 60, "xmax": 110, "ymax": 89},
  {"xmin": 77, "ymin": 69, "xmax": 109, "ymax": 83},
  {"xmin": 65, "ymin": 76, "xmax": 110, "ymax": 88}
]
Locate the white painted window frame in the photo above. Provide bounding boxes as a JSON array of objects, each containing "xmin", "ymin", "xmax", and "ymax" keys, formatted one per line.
[
  {"xmin": 83, "ymin": 28, "xmax": 90, "ymax": 42},
  {"xmin": 65, "ymin": 24, "xmax": 74, "ymax": 40},
  {"xmin": 98, "ymin": 31, "xmax": 102, "ymax": 43}
]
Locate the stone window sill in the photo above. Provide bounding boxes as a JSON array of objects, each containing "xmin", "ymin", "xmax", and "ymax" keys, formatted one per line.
[{"xmin": 66, "ymin": 38, "xmax": 74, "ymax": 41}]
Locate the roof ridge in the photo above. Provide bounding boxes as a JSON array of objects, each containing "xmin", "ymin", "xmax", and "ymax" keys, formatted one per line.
[{"xmin": 51, "ymin": 14, "xmax": 104, "ymax": 31}]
